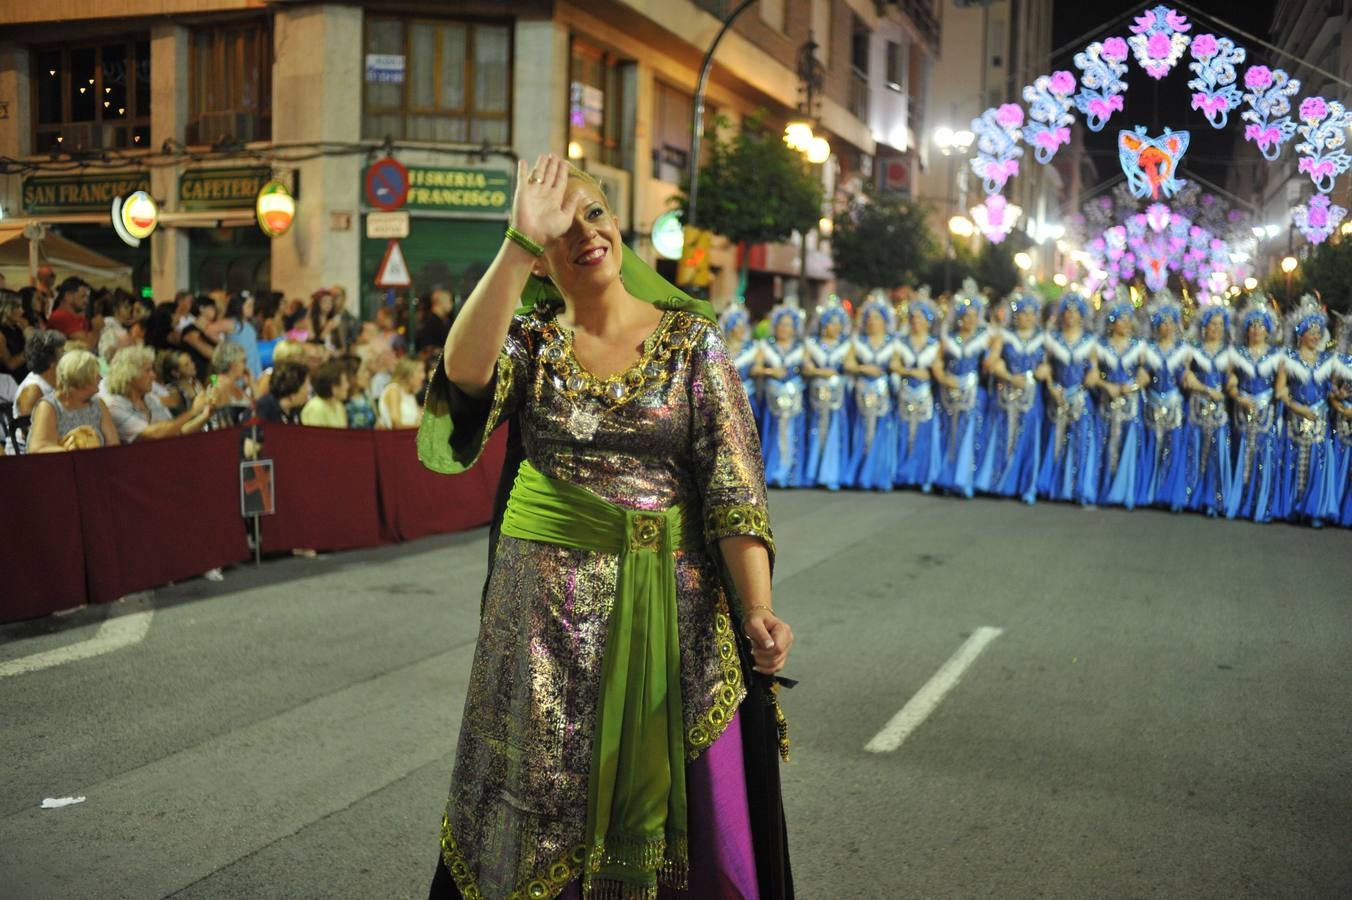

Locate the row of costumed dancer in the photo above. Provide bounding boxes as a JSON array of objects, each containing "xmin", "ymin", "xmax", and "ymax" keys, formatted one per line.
[{"xmin": 718, "ymin": 285, "xmax": 1352, "ymax": 528}]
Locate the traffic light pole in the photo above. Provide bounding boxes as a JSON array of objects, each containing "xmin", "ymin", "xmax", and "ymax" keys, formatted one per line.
[{"xmin": 687, "ymin": 0, "xmax": 758, "ymax": 230}]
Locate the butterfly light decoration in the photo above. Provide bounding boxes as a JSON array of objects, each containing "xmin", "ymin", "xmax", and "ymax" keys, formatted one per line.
[
  {"xmin": 1240, "ymin": 66, "xmax": 1301, "ymax": 161},
  {"xmin": 1119, "ymin": 127, "xmax": 1190, "ymax": 200},
  {"xmin": 1186, "ymin": 34, "xmax": 1246, "ymax": 128},
  {"xmin": 1128, "ymin": 6, "xmax": 1191, "ymax": 80},
  {"xmin": 970, "ymin": 193, "xmax": 1022, "ymax": 244}
]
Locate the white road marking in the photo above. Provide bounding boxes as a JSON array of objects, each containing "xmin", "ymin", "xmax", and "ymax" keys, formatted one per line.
[
  {"xmin": 865, "ymin": 626, "xmax": 1004, "ymax": 753},
  {"xmin": 0, "ymin": 593, "xmax": 154, "ymax": 679}
]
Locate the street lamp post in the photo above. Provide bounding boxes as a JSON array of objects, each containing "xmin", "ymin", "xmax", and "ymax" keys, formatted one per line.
[
  {"xmin": 687, "ymin": 0, "xmax": 758, "ymax": 231},
  {"xmin": 1281, "ymin": 255, "xmax": 1298, "ymax": 302},
  {"xmin": 934, "ymin": 127, "xmax": 974, "ymax": 293}
]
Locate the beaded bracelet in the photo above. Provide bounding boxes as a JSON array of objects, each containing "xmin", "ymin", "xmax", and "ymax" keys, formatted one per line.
[{"xmin": 505, "ymin": 225, "xmax": 544, "ymax": 257}]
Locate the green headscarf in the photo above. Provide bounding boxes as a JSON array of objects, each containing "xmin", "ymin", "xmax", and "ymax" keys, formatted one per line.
[{"xmin": 519, "ymin": 242, "xmax": 715, "ymax": 321}]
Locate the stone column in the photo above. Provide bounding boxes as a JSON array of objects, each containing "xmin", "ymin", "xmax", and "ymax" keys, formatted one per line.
[
  {"xmin": 513, "ymin": 18, "xmax": 570, "ymax": 161},
  {"xmin": 149, "ymin": 24, "xmax": 190, "ymax": 301},
  {"xmin": 269, "ymin": 4, "xmax": 363, "ymax": 302},
  {"xmin": 0, "ymin": 43, "xmax": 32, "ymax": 218}
]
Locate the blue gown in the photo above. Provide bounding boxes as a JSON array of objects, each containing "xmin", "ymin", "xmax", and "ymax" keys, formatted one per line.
[
  {"xmin": 1183, "ymin": 342, "xmax": 1235, "ymax": 517},
  {"xmin": 1037, "ymin": 331, "xmax": 1100, "ymax": 505},
  {"xmin": 977, "ymin": 329, "xmax": 1046, "ymax": 503},
  {"xmin": 1138, "ymin": 340, "xmax": 1192, "ymax": 511},
  {"xmin": 1226, "ymin": 345, "xmax": 1284, "ymax": 523},
  {"xmin": 1273, "ymin": 350, "xmax": 1339, "ymax": 526},
  {"xmin": 758, "ymin": 338, "xmax": 807, "ymax": 488},
  {"xmin": 729, "ymin": 337, "xmax": 762, "ymax": 434},
  {"xmin": 893, "ymin": 335, "xmax": 942, "ymax": 492},
  {"xmin": 1094, "ymin": 337, "xmax": 1145, "ymax": 509},
  {"xmin": 1333, "ymin": 355, "xmax": 1352, "ymax": 527},
  {"xmin": 803, "ymin": 336, "xmax": 852, "ymax": 490},
  {"xmin": 848, "ymin": 336, "xmax": 900, "ymax": 491},
  {"xmin": 937, "ymin": 328, "xmax": 992, "ymax": 498}
]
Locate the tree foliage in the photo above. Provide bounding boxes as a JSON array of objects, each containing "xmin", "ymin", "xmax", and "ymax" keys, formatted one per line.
[
  {"xmin": 674, "ymin": 111, "xmax": 822, "ymax": 247},
  {"xmin": 832, "ymin": 191, "xmax": 937, "ymax": 292},
  {"xmin": 1297, "ymin": 239, "xmax": 1352, "ymax": 312},
  {"xmin": 975, "ymin": 242, "xmax": 1020, "ymax": 298}
]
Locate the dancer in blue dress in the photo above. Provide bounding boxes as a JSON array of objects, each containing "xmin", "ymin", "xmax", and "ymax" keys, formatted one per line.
[
  {"xmin": 720, "ymin": 305, "xmax": 761, "ymax": 430},
  {"xmin": 892, "ymin": 296, "xmax": 943, "ymax": 492},
  {"xmin": 1088, "ymin": 296, "xmax": 1147, "ymax": 509},
  {"xmin": 845, "ymin": 297, "xmax": 900, "ymax": 490},
  {"xmin": 935, "ymin": 282, "xmax": 993, "ymax": 498},
  {"xmin": 977, "ymin": 293, "xmax": 1048, "ymax": 503},
  {"xmin": 1037, "ymin": 292, "xmax": 1100, "ymax": 505},
  {"xmin": 1181, "ymin": 305, "xmax": 1234, "ymax": 517},
  {"xmin": 1331, "ymin": 315, "xmax": 1352, "ymax": 527},
  {"xmin": 752, "ymin": 304, "xmax": 807, "ymax": 488},
  {"xmin": 1273, "ymin": 297, "xmax": 1339, "ymax": 526},
  {"xmin": 802, "ymin": 303, "xmax": 853, "ymax": 490},
  {"xmin": 1226, "ymin": 298, "xmax": 1284, "ymax": 523},
  {"xmin": 1137, "ymin": 294, "xmax": 1191, "ymax": 511}
]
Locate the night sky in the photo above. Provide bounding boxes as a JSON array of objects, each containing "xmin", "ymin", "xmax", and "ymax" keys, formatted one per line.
[{"xmin": 1049, "ymin": 0, "xmax": 1280, "ymax": 193}]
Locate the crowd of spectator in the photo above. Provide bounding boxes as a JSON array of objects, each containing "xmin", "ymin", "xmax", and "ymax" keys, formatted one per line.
[{"xmin": 0, "ymin": 271, "xmax": 452, "ymax": 457}]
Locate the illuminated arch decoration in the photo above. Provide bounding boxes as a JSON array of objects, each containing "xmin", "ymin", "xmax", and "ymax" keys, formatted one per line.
[
  {"xmin": 1187, "ymin": 34, "xmax": 1246, "ymax": 127},
  {"xmin": 1073, "ymin": 39, "xmax": 1129, "ymax": 132},
  {"xmin": 1128, "ymin": 6, "xmax": 1191, "ymax": 80},
  {"xmin": 1119, "ymin": 127, "xmax": 1190, "ymax": 199},
  {"xmin": 1292, "ymin": 193, "xmax": 1348, "ymax": 245},
  {"xmin": 970, "ymin": 104, "xmax": 1025, "ymax": 195},
  {"xmin": 1022, "ymin": 72, "xmax": 1077, "ymax": 163},
  {"xmin": 1082, "ymin": 203, "xmax": 1247, "ymax": 296},
  {"xmin": 968, "ymin": 5, "xmax": 1352, "ymax": 249},
  {"xmin": 1241, "ymin": 67, "xmax": 1301, "ymax": 161},
  {"xmin": 1294, "ymin": 97, "xmax": 1352, "ymax": 193}
]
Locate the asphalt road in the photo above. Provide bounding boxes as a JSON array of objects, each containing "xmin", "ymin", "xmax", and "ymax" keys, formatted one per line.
[{"xmin": 2, "ymin": 490, "xmax": 1350, "ymax": 899}]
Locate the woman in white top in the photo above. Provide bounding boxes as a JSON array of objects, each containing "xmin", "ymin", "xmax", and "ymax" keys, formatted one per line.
[
  {"xmin": 13, "ymin": 329, "xmax": 66, "ymax": 419},
  {"xmin": 28, "ymin": 349, "xmax": 119, "ymax": 452},
  {"xmin": 378, "ymin": 357, "xmax": 425, "ymax": 429}
]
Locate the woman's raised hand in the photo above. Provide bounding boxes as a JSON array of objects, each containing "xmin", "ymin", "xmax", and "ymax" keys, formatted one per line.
[{"xmin": 511, "ymin": 154, "xmax": 582, "ymax": 248}]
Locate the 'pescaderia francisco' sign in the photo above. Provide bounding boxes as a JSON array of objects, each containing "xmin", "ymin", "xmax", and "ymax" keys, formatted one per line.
[
  {"xmin": 403, "ymin": 167, "xmax": 510, "ymax": 214},
  {"xmin": 23, "ymin": 173, "xmax": 151, "ymax": 213},
  {"xmin": 180, "ymin": 167, "xmax": 272, "ymax": 210}
]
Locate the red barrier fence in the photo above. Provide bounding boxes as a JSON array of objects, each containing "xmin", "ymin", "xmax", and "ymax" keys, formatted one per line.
[{"xmin": 0, "ymin": 426, "xmax": 503, "ymax": 624}]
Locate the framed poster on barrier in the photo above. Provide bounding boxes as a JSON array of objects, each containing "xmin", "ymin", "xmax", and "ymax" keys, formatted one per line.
[{"xmin": 240, "ymin": 459, "xmax": 276, "ymax": 516}]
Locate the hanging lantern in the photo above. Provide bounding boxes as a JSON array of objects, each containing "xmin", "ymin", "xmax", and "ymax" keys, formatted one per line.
[
  {"xmin": 111, "ymin": 190, "xmax": 158, "ymax": 248},
  {"xmin": 256, "ymin": 180, "xmax": 296, "ymax": 238}
]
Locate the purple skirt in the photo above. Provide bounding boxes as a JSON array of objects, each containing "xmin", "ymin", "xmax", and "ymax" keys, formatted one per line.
[{"xmin": 431, "ymin": 709, "xmax": 760, "ymax": 900}]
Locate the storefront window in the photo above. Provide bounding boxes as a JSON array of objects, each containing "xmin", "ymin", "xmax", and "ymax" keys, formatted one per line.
[
  {"xmin": 187, "ymin": 20, "xmax": 273, "ymax": 146},
  {"xmin": 363, "ymin": 17, "xmax": 511, "ymax": 144},
  {"xmin": 32, "ymin": 38, "xmax": 151, "ymax": 153},
  {"xmin": 569, "ymin": 38, "xmax": 628, "ymax": 168}
]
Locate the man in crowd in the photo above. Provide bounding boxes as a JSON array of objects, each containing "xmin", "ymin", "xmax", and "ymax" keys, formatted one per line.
[
  {"xmin": 415, "ymin": 288, "xmax": 453, "ymax": 357},
  {"xmin": 32, "ymin": 265, "xmax": 56, "ymax": 307},
  {"xmin": 45, "ymin": 277, "xmax": 93, "ymax": 346}
]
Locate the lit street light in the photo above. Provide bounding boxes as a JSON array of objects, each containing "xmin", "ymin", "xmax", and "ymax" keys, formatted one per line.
[
  {"xmin": 948, "ymin": 215, "xmax": 975, "ymax": 237},
  {"xmin": 935, "ymin": 126, "xmax": 975, "ymax": 293},
  {"xmin": 1014, "ymin": 251, "xmax": 1033, "ymax": 272},
  {"xmin": 1281, "ymin": 255, "xmax": 1298, "ymax": 301},
  {"xmin": 1244, "ymin": 276, "xmax": 1259, "ymax": 291}
]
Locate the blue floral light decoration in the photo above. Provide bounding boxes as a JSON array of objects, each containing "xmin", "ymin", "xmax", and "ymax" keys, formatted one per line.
[
  {"xmin": 1022, "ymin": 71, "xmax": 1077, "ymax": 164},
  {"xmin": 1294, "ymin": 96, "xmax": 1352, "ymax": 194},
  {"xmin": 1240, "ymin": 66, "xmax": 1301, "ymax": 161},
  {"xmin": 1186, "ymin": 34, "xmax": 1246, "ymax": 128},
  {"xmin": 1128, "ymin": 6, "xmax": 1191, "ymax": 81},
  {"xmin": 1073, "ymin": 39, "xmax": 1130, "ymax": 132},
  {"xmin": 969, "ymin": 104, "xmax": 1026, "ymax": 195}
]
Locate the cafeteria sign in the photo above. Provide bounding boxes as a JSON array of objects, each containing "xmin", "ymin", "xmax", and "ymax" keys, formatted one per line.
[
  {"xmin": 404, "ymin": 166, "xmax": 510, "ymax": 214},
  {"xmin": 181, "ymin": 167, "xmax": 271, "ymax": 210}
]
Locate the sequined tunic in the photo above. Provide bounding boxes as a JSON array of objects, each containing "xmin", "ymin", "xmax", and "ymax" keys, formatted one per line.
[{"xmin": 432, "ymin": 308, "xmax": 773, "ymax": 900}]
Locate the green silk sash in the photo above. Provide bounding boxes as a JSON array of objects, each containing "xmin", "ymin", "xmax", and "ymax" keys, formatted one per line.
[{"xmin": 500, "ymin": 461, "xmax": 691, "ymax": 897}]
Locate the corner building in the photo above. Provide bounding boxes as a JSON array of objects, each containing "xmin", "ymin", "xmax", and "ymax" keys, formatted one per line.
[{"xmin": 0, "ymin": 1, "xmax": 938, "ymax": 316}]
